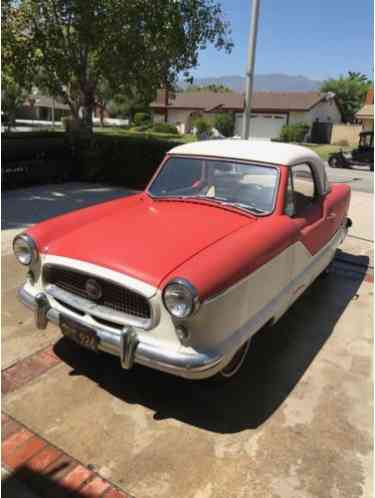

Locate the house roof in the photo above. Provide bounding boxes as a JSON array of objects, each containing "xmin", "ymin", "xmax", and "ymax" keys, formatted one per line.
[
  {"xmin": 356, "ymin": 104, "xmax": 374, "ymax": 120},
  {"xmin": 251, "ymin": 91, "xmax": 326, "ymax": 111},
  {"xmin": 25, "ymin": 95, "xmax": 69, "ymax": 110},
  {"xmin": 151, "ymin": 91, "xmax": 244, "ymax": 111},
  {"xmin": 150, "ymin": 91, "xmax": 330, "ymax": 113},
  {"xmin": 356, "ymin": 88, "xmax": 374, "ymax": 120},
  {"xmin": 365, "ymin": 88, "xmax": 374, "ymax": 105}
]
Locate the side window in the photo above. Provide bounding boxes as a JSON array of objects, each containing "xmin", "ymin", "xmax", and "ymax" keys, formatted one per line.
[{"xmin": 291, "ymin": 163, "xmax": 316, "ymax": 214}]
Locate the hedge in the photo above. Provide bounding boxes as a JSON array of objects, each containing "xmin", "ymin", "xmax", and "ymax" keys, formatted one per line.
[
  {"xmin": 152, "ymin": 122, "xmax": 179, "ymax": 134},
  {"xmin": 77, "ymin": 135, "xmax": 180, "ymax": 189},
  {"xmin": 2, "ymin": 133, "xmax": 180, "ymax": 190},
  {"xmin": 2, "ymin": 133, "xmax": 76, "ymax": 188}
]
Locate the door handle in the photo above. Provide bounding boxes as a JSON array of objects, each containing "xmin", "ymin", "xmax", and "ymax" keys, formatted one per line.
[{"xmin": 327, "ymin": 212, "xmax": 337, "ymax": 221}]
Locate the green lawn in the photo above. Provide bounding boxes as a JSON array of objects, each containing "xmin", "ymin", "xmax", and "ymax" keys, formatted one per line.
[{"xmin": 303, "ymin": 144, "xmax": 352, "ymax": 161}]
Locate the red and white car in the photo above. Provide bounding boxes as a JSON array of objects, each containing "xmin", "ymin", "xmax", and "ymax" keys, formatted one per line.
[{"xmin": 14, "ymin": 140, "xmax": 352, "ymax": 381}]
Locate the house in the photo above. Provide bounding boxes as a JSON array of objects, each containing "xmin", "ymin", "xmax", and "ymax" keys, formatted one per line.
[
  {"xmin": 17, "ymin": 95, "xmax": 70, "ymax": 122},
  {"xmin": 151, "ymin": 90, "xmax": 243, "ymax": 134},
  {"xmin": 356, "ymin": 88, "xmax": 374, "ymax": 131},
  {"xmin": 150, "ymin": 90, "xmax": 342, "ymax": 140}
]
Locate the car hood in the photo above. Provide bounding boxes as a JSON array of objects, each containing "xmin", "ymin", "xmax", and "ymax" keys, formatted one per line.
[{"xmin": 30, "ymin": 194, "xmax": 254, "ymax": 288}]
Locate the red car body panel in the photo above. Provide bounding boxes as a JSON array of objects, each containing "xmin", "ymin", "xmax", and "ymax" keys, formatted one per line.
[
  {"xmin": 27, "ymin": 193, "xmax": 253, "ymax": 287},
  {"xmin": 26, "ymin": 163, "xmax": 350, "ymax": 298},
  {"xmin": 160, "ymin": 182, "xmax": 351, "ymax": 299}
]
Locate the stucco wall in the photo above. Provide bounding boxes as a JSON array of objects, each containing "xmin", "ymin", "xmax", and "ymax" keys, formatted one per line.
[
  {"xmin": 331, "ymin": 124, "xmax": 362, "ymax": 145},
  {"xmin": 289, "ymin": 100, "xmax": 342, "ymax": 126},
  {"xmin": 153, "ymin": 112, "xmax": 165, "ymax": 124},
  {"xmin": 165, "ymin": 109, "xmax": 192, "ymax": 134}
]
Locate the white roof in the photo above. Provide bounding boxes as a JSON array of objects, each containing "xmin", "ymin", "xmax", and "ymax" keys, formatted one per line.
[
  {"xmin": 169, "ymin": 139, "xmax": 320, "ymax": 166},
  {"xmin": 168, "ymin": 139, "xmax": 329, "ymax": 194}
]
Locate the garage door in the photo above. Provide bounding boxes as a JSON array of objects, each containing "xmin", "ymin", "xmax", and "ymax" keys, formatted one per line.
[{"xmin": 235, "ymin": 113, "xmax": 288, "ymax": 140}]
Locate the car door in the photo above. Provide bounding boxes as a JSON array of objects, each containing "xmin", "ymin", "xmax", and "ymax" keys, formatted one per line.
[{"xmin": 284, "ymin": 163, "xmax": 333, "ymax": 301}]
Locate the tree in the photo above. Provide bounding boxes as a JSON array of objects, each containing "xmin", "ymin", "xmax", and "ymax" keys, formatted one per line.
[
  {"xmin": 321, "ymin": 72, "xmax": 372, "ymax": 123},
  {"xmin": 185, "ymin": 84, "xmax": 232, "ymax": 93},
  {"xmin": 214, "ymin": 112, "xmax": 234, "ymax": 136},
  {"xmin": 1, "ymin": 1, "xmax": 37, "ymax": 130},
  {"xmin": 194, "ymin": 117, "xmax": 212, "ymax": 137},
  {"xmin": 12, "ymin": 0, "xmax": 232, "ymax": 132}
]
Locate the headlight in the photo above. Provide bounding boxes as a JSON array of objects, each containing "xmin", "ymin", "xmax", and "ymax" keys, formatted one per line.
[
  {"xmin": 162, "ymin": 278, "xmax": 200, "ymax": 319},
  {"xmin": 13, "ymin": 234, "xmax": 39, "ymax": 266}
]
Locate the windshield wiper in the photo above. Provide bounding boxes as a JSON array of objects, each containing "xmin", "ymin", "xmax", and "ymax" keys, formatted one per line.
[
  {"xmin": 151, "ymin": 194, "xmax": 268, "ymax": 214},
  {"xmin": 192, "ymin": 195, "xmax": 267, "ymax": 214},
  {"xmin": 230, "ymin": 202, "xmax": 267, "ymax": 214}
]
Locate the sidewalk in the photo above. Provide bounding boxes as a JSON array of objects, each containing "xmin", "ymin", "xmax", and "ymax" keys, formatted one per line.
[{"xmin": 342, "ymin": 190, "xmax": 373, "ymax": 270}]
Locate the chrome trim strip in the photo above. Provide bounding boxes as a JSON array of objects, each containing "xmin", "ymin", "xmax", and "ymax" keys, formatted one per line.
[
  {"xmin": 17, "ymin": 287, "xmax": 225, "ymax": 379},
  {"xmin": 45, "ymin": 284, "xmax": 153, "ymax": 330}
]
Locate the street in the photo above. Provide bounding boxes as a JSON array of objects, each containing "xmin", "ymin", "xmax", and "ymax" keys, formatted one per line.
[{"xmin": 326, "ymin": 162, "xmax": 373, "ymax": 194}]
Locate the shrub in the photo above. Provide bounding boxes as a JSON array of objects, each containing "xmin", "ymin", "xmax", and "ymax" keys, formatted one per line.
[
  {"xmin": 152, "ymin": 122, "xmax": 179, "ymax": 134},
  {"xmin": 279, "ymin": 122, "xmax": 309, "ymax": 143},
  {"xmin": 133, "ymin": 112, "xmax": 151, "ymax": 126},
  {"xmin": 132, "ymin": 122, "xmax": 152, "ymax": 132},
  {"xmin": 214, "ymin": 113, "xmax": 234, "ymax": 137},
  {"xmin": 194, "ymin": 117, "xmax": 212, "ymax": 137}
]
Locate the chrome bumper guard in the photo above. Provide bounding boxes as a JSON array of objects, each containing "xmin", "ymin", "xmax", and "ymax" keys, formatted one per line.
[{"xmin": 18, "ymin": 287, "xmax": 224, "ymax": 379}]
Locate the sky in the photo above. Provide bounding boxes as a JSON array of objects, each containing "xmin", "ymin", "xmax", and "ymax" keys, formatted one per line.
[{"xmin": 191, "ymin": 0, "xmax": 373, "ymax": 81}]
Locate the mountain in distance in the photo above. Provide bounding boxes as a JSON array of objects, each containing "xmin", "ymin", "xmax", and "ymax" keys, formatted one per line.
[{"xmin": 181, "ymin": 73, "xmax": 323, "ymax": 93}]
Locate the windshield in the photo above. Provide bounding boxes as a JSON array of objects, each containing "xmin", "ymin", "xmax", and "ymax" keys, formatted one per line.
[{"xmin": 148, "ymin": 156, "xmax": 279, "ymax": 214}]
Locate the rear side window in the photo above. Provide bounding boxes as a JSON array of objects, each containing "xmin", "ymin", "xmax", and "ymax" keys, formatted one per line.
[{"xmin": 291, "ymin": 163, "xmax": 316, "ymax": 214}]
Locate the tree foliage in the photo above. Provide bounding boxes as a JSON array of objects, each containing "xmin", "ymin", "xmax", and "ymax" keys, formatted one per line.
[
  {"xmin": 194, "ymin": 117, "xmax": 212, "ymax": 136},
  {"xmin": 1, "ymin": 1, "xmax": 37, "ymax": 128},
  {"xmin": 321, "ymin": 72, "xmax": 372, "ymax": 123},
  {"xmin": 9, "ymin": 0, "xmax": 232, "ymax": 131},
  {"xmin": 214, "ymin": 112, "xmax": 234, "ymax": 136},
  {"xmin": 184, "ymin": 83, "xmax": 232, "ymax": 93}
]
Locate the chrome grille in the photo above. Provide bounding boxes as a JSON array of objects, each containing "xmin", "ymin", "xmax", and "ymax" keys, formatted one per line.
[{"xmin": 43, "ymin": 265, "xmax": 151, "ymax": 319}]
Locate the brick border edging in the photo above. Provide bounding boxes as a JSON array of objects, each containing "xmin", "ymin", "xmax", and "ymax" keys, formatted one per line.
[
  {"xmin": 2, "ymin": 346, "xmax": 62, "ymax": 395},
  {"xmin": 2, "ymin": 413, "xmax": 131, "ymax": 498}
]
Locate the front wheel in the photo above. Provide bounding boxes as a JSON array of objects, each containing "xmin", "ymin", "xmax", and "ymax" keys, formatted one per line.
[{"xmin": 209, "ymin": 340, "xmax": 251, "ymax": 383}]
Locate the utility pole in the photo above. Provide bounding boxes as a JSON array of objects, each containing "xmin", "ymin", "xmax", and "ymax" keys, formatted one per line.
[{"xmin": 242, "ymin": 0, "xmax": 261, "ymax": 140}]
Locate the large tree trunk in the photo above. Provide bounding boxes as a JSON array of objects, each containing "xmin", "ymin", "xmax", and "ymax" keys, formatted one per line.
[{"xmin": 81, "ymin": 82, "xmax": 96, "ymax": 133}]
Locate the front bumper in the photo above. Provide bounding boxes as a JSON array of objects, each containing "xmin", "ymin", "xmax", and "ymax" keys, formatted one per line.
[{"xmin": 18, "ymin": 287, "xmax": 225, "ymax": 380}]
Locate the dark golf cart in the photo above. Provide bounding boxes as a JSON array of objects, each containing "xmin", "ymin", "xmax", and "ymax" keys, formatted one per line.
[{"xmin": 328, "ymin": 131, "xmax": 374, "ymax": 171}]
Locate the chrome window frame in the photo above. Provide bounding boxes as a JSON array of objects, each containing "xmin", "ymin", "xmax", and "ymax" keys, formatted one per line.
[{"xmin": 146, "ymin": 154, "xmax": 281, "ymax": 217}]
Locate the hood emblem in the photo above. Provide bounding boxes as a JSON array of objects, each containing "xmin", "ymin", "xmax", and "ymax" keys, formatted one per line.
[{"xmin": 85, "ymin": 278, "xmax": 102, "ymax": 301}]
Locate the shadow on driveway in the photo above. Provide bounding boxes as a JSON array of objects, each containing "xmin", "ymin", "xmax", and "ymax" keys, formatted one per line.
[
  {"xmin": 53, "ymin": 253, "xmax": 368, "ymax": 434},
  {"xmin": 2, "ymin": 183, "xmax": 134, "ymax": 231}
]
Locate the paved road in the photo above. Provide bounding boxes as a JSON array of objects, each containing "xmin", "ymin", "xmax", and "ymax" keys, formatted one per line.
[{"xmin": 325, "ymin": 162, "xmax": 373, "ymax": 193}]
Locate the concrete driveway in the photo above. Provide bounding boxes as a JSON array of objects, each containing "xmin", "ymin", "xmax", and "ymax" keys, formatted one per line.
[{"xmin": 2, "ymin": 183, "xmax": 373, "ymax": 498}]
